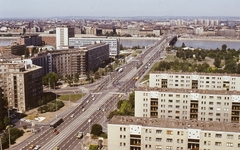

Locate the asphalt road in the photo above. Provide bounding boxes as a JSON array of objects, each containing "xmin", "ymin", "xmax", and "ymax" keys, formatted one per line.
[{"xmin": 11, "ymin": 35, "xmax": 172, "ymax": 150}]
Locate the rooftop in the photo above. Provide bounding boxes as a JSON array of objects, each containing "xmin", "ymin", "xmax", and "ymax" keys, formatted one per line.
[
  {"xmin": 109, "ymin": 116, "xmax": 240, "ymax": 132},
  {"xmin": 151, "ymin": 71, "xmax": 240, "ymax": 77},
  {"xmin": 136, "ymin": 87, "xmax": 240, "ymax": 95}
]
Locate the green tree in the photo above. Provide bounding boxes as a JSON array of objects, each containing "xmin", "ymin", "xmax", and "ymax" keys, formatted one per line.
[
  {"xmin": 66, "ymin": 74, "xmax": 73, "ymax": 86},
  {"xmin": 181, "ymin": 42, "xmax": 186, "ymax": 48},
  {"xmin": 42, "ymin": 72, "xmax": 59, "ymax": 88},
  {"xmin": 236, "ymin": 64, "xmax": 240, "ymax": 74},
  {"xmin": 4, "ymin": 116, "xmax": 10, "ymax": 127},
  {"xmin": 94, "ymin": 71, "xmax": 100, "ymax": 80},
  {"xmin": 91, "ymin": 124, "xmax": 103, "ymax": 136},
  {"xmin": 107, "ymin": 110, "xmax": 119, "ymax": 119},
  {"xmin": 119, "ymin": 100, "xmax": 133, "ymax": 115},
  {"xmin": 222, "ymin": 44, "xmax": 227, "ymax": 52},
  {"xmin": 214, "ymin": 58, "xmax": 221, "ymax": 68},
  {"xmin": 74, "ymin": 73, "xmax": 79, "ymax": 83},
  {"xmin": 89, "ymin": 145, "xmax": 98, "ymax": 150},
  {"xmin": 24, "ymin": 48, "xmax": 29, "ymax": 58},
  {"xmin": 117, "ymin": 100, "xmax": 124, "ymax": 109}
]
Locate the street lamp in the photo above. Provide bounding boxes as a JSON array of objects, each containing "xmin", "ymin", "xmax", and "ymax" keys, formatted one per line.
[
  {"xmin": 54, "ymin": 83, "xmax": 58, "ymax": 118},
  {"xmin": 0, "ymin": 133, "xmax": 2, "ymax": 150},
  {"xmin": 88, "ymin": 119, "xmax": 91, "ymax": 133}
]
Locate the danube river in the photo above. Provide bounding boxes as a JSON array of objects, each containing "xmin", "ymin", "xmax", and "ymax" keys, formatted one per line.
[
  {"xmin": 120, "ymin": 38, "xmax": 158, "ymax": 48},
  {"xmin": 175, "ymin": 39, "xmax": 240, "ymax": 50}
]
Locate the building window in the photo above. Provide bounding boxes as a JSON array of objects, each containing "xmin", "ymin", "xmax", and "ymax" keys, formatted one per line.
[
  {"xmin": 156, "ymin": 138, "xmax": 162, "ymax": 142},
  {"xmin": 215, "ymin": 142, "xmax": 221, "ymax": 146},
  {"xmin": 156, "ymin": 130, "xmax": 162, "ymax": 134},
  {"xmin": 166, "ymin": 138, "xmax": 173, "ymax": 142},
  {"xmin": 227, "ymin": 134, "xmax": 233, "ymax": 139},
  {"xmin": 215, "ymin": 134, "xmax": 222, "ymax": 138},
  {"xmin": 226, "ymin": 142, "xmax": 233, "ymax": 147},
  {"xmin": 166, "ymin": 130, "xmax": 173, "ymax": 135}
]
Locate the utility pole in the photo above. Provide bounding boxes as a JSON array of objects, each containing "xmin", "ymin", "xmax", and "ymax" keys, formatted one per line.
[{"xmin": 8, "ymin": 109, "xmax": 11, "ymax": 149}]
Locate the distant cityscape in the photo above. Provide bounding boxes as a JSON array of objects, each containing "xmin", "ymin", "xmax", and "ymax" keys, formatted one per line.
[{"xmin": 0, "ymin": 15, "xmax": 240, "ymax": 150}]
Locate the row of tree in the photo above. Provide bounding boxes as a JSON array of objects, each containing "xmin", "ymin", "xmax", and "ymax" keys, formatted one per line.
[{"xmin": 107, "ymin": 92, "xmax": 135, "ymax": 119}]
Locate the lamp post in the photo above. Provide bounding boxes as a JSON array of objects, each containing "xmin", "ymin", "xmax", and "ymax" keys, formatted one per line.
[
  {"xmin": 54, "ymin": 83, "xmax": 58, "ymax": 118},
  {"xmin": 8, "ymin": 109, "xmax": 11, "ymax": 149},
  {"xmin": 0, "ymin": 133, "xmax": 2, "ymax": 150},
  {"xmin": 88, "ymin": 119, "xmax": 91, "ymax": 146}
]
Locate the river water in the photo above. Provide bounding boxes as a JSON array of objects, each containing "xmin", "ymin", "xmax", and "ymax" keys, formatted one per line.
[
  {"xmin": 175, "ymin": 39, "xmax": 240, "ymax": 50},
  {"xmin": 120, "ymin": 39, "xmax": 158, "ymax": 48}
]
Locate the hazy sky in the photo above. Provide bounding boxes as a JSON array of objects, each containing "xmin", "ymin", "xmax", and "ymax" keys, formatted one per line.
[{"xmin": 1, "ymin": 0, "xmax": 239, "ymax": 18}]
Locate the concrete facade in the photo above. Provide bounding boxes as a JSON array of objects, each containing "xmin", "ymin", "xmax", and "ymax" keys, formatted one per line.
[
  {"xmin": 0, "ymin": 62, "xmax": 43, "ymax": 112},
  {"xmin": 32, "ymin": 43, "xmax": 109, "ymax": 77},
  {"xmin": 108, "ymin": 116, "xmax": 240, "ymax": 150},
  {"xmin": 69, "ymin": 37, "xmax": 119, "ymax": 56},
  {"xmin": 135, "ymin": 87, "xmax": 240, "ymax": 123},
  {"xmin": 56, "ymin": 27, "xmax": 74, "ymax": 49},
  {"xmin": 149, "ymin": 72, "xmax": 240, "ymax": 91}
]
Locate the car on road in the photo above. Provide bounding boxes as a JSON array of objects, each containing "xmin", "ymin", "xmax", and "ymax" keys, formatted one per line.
[
  {"xmin": 29, "ymin": 144, "xmax": 35, "ymax": 149},
  {"xmin": 55, "ymin": 131, "xmax": 59, "ymax": 135},
  {"xmin": 52, "ymin": 129, "xmax": 57, "ymax": 133},
  {"xmin": 97, "ymin": 108, "xmax": 101, "ymax": 111},
  {"xmin": 53, "ymin": 146, "xmax": 60, "ymax": 150},
  {"xmin": 82, "ymin": 108, "xmax": 85, "ymax": 111},
  {"xmin": 70, "ymin": 114, "xmax": 75, "ymax": 118},
  {"xmin": 76, "ymin": 131, "xmax": 83, "ymax": 139},
  {"xmin": 34, "ymin": 145, "xmax": 41, "ymax": 150}
]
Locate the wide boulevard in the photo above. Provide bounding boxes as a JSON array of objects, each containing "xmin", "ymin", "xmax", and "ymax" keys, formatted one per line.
[{"xmin": 11, "ymin": 35, "xmax": 173, "ymax": 150}]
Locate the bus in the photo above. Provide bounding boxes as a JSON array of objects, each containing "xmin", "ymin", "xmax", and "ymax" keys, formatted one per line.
[{"xmin": 50, "ymin": 118, "xmax": 63, "ymax": 128}]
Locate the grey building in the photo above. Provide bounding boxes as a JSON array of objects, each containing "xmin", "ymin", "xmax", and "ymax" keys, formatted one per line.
[
  {"xmin": 32, "ymin": 43, "xmax": 109, "ymax": 77},
  {"xmin": 69, "ymin": 37, "xmax": 119, "ymax": 56}
]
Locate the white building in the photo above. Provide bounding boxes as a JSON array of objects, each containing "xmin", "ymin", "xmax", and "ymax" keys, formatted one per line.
[
  {"xmin": 56, "ymin": 26, "xmax": 74, "ymax": 49},
  {"xmin": 135, "ymin": 87, "xmax": 240, "ymax": 123},
  {"xmin": 149, "ymin": 72, "xmax": 240, "ymax": 91},
  {"xmin": 69, "ymin": 37, "xmax": 119, "ymax": 56},
  {"xmin": 108, "ymin": 116, "xmax": 240, "ymax": 150}
]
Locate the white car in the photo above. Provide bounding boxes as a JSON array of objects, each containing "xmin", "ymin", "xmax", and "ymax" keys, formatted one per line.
[
  {"xmin": 34, "ymin": 145, "xmax": 40, "ymax": 150},
  {"xmin": 70, "ymin": 114, "xmax": 75, "ymax": 118}
]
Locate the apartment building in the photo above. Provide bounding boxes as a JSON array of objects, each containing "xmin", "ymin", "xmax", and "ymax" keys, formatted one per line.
[
  {"xmin": 69, "ymin": 37, "xmax": 119, "ymax": 56},
  {"xmin": 32, "ymin": 43, "xmax": 109, "ymax": 77},
  {"xmin": 135, "ymin": 87, "xmax": 240, "ymax": 123},
  {"xmin": 56, "ymin": 26, "xmax": 75, "ymax": 49},
  {"xmin": 149, "ymin": 72, "xmax": 240, "ymax": 91},
  {"xmin": 108, "ymin": 116, "xmax": 240, "ymax": 150},
  {"xmin": 0, "ymin": 62, "xmax": 43, "ymax": 112}
]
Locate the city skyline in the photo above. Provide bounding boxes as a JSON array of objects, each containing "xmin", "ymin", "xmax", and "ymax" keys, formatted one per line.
[{"xmin": 1, "ymin": 0, "xmax": 240, "ymax": 19}]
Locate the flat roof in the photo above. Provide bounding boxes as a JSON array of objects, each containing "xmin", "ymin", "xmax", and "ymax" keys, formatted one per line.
[
  {"xmin": 151, "ymin": 71, "xmax": 240, "ymax": 77},
  {"xmin": 109, "ymin": 116, "xmax": 240, "ymax": 132},
  {"xmin": 136, "ymin": 87, "xmax": 240, "ymax": 95}
]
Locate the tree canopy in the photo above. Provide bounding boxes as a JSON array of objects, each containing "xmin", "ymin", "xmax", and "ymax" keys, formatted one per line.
[{"xmin": 42, "ymin": 72, "xmax": 59, "ymax": 88}]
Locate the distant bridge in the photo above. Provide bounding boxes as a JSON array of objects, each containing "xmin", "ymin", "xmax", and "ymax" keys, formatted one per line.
[{"xmin": 168, "ymin": 35, "xmax": 178, "ymax": 46}]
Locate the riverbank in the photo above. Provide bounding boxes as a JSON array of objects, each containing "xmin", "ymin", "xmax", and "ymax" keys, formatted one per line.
[{"xmin": 179, "ymin": 37, "xmax": 240, "ymax": 42}]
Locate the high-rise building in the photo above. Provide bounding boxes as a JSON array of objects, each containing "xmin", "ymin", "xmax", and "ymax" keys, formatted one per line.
[
  {"xmin": 149, "ymin": 72, "xmax": 240, "ymax": 91},
  {"xmin": 108, "ymin": 116, "xmax": 240, "ymax": 150},
  {"xmin": 32, "ymin": 43, "xmax": 109, "ymax": 77},
  {"xmin": 56, "ymin": 26, "xmax": 75, "ymax": 49},
  {"xmin": 0, "ymin": 62, "xmax": 43, "ymax": 112}
]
